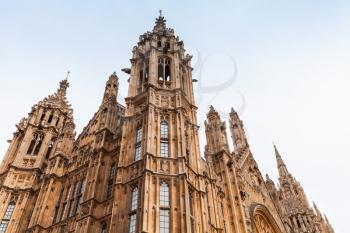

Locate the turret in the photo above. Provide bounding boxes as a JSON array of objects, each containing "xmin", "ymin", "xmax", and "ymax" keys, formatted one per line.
[
  {"xmin": 229, "ymin": 107, "xmax": 248, "ymax": 151},
  {"xmin": 102, "ymin": 72, "xmax": 119, "ymax": 105},
  {"xmin": 0, "ymin": 76, "xmax": 76, "ymax": 233},
  {"xmin": 204, "ymin": 106, "xmax": 230, "ymax": 156}
]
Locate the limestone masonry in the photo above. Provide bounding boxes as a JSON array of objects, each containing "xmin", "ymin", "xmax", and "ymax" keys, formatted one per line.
[{"xmin": 0, "ymin": 15, "xmax": 334, "ymax": 233}]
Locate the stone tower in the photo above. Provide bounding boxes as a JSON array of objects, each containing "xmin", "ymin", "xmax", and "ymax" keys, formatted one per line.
[
  {"xmin": 0, "ymin": 13, "xmax": 335, "ymax": 233},
  {"xmin": 0, "ymin": 78, "xmax": 75, "ymax": 232},
  {"xmin": 109, "ymin": 14, "xmax": 217, "ymax": 233}
]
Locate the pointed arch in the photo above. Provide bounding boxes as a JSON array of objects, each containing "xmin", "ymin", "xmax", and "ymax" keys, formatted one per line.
[{"xmin": 250, "ymin": 204, "xmax": 284, "ymax": 233}]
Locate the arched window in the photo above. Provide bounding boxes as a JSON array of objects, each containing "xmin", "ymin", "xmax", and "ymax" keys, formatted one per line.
[
  {"xmin": 159, "ymin": 181, "xmax": 170, "ymax": 233},
  {"xmin": 27, "ymin": 133, "xmax": 44, "ymax": 155},
  {"xmin": 129, "ymin": 187, "xmax": 138, "ymax": 233},
  {"xmin": 0, "ymin": 201, "xmax": 15, "ymax": 232},
  {"xmin": 160, "ymin": 121, "xmax": 169, "ymax": 157},
  {"xmin": 253, "ymin": 206, "xmax": 281, "ymax": 233},
  {"xmin": 158, "ymin": 58, "xmax": 171, "ymax": 81}
]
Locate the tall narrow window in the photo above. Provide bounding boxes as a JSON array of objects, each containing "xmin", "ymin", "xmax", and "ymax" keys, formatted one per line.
[
  {"xmin": 74, "ymin": 179, "xmax": 85, "ymax": 215},
  {"xmin": 160, "ymin": 121, "xmax": 169, "ymax": 157},
  {"xmin": 135, "ymin": 127, "xmax": 142, "ymax": 161},
  {"xmin": 159, "ymin": 181, "xmax": 170, "ymax": 232},
  {"xmin": 158, "ymin": 58, "xmax": 164, "ymax": 80},
  {"xmin": 107, "ymin": 164, "xmax": 116, "ymax": 198},
  {"xmin": 27, "ymin": 136, "xmax": 36, "ymax": 154},
  {"xmin": 139, "ymin": 70, "xmax": 143, "ymax": 84},
  {"xmin": 129, "ymin": 187, "xmax": 138, "ymax": 233},
  {"xmin": 129, "ymin": 214, "xmax": 137, "ymax": 233},
  {"xmin": 189, "ymin": 191, "xmax": 195, "ymax": 233},
  {"xmin": 145, "ymin": 67, "xmax": 149, "ymax": 82},
  {"xmin": 131, "ymin": 187, "xmax": 139, "ymax": 211},
  {"xmin": 72, "ymin": 182, "xmax": 79, "ymax": 197},
  {"xmin": 48, "ymin": 114, "xmax": 53, "ymax": 123},
  {"xmin": 0, "ymin": 201, "xmax": 15, "ymax": 233},
  {"xmin": 101, "ymin": 222, "xmax": 108, "ymax": 233},
  {"xmin": 40, "ymin": 112, "xmax": 46, "ymax": 122},
  {"xmin": 159, "ymin": 209, "xmax": 170, "ymax": 233},
  {"xmin": 53, "ymin": 206, "xmax": 59, "ymax": 224},
  {"xmin": 65, "ymin": 186, "xmax": 71, "ymax": 201},
  {"xmin": 33, "ymin": 134, "xmax": 44, "ymax": 155},
  {"xmin": 165, "ymin": 59, "xmax": 171, "ymax": 81},
  {"xmin": 45, "ymin": 142, "xmax": 54, "ymax": 159},
  {"xmin": 205, "ymin": 187, "xmax": 212, "ymax": 224},
  {"xmin": 160, "ymin": 182, "xmax": 169, "ymax": 207},
  {"xmin": 158, "ymin": 58, "xmax": 171, "ymax": 81},
  {"xmin": 68, "ymin": 200, "xmax": 74, "ymax": 218},
  {"xmin": 60, "ymin": 203, "xmax": 67, "ymax": 221}
]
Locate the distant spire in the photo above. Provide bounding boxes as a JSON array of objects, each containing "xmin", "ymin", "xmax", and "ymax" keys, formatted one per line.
[
  {"xmin": 57, "ymin": 72, "xmax": 70, "ymax": 99},
  {"xmin": 65, "ymin": 70, "xmax": 70, "ymax": 81},
  {"xmin": 274, "ymin": 143, "xmax": 290, "ymax": 178}
]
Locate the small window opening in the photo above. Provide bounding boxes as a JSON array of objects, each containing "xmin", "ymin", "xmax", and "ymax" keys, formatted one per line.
[
  {"xmin": 48, "ymin": 114, "xmax": 53, "ymax": 123},
  {"xmin": 145, "ymin": 67, "xmax": 149, "ymax": 82},
  {"xmin": 139, "ymin": 70, "xmax": 143, "ymax": 85}
]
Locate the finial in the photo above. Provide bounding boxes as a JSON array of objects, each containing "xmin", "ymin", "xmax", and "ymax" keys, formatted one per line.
[{"xmin": 65, "ymin": 71, "xmax": 71, "ymax": 81}]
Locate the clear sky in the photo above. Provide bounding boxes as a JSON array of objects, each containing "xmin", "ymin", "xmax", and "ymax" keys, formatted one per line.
[{"xmin": 0, "ymin": 1, "xmax": 349, "ymax": 232}]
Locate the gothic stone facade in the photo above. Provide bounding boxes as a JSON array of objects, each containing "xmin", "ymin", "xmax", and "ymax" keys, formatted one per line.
[{"xmin": 0, "ymin": 15, "xmax": 334, "ymax": 233}]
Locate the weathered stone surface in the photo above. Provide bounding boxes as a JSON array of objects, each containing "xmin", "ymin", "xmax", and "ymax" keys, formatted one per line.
[{"xmin": 0, "ymin": 14, "xmax": 334, "ymax": 233}]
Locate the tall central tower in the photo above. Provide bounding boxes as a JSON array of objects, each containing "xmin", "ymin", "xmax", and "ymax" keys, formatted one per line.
[{"xmin": 110, "ymin": 14, "xmax": 209, "ymax": 233}]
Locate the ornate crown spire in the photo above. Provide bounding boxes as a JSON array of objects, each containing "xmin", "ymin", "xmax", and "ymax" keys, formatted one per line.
[{"xmin": 153, "ymin": 10, "xmax": 167, "ymax": 32}]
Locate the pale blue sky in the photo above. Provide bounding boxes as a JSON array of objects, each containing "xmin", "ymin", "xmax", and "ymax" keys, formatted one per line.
[{"xmin": 1, "ymin": 1, "xmax": 349, "ymax": 232}]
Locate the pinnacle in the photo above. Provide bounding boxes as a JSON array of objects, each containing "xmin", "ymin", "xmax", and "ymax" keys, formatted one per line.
[
  {"xmin": 58, "ymin": 78, "xmax": 70, "ymax": 99},
  {"xmin": 153, "ymin": 10, "xmax": 167, "ymax": 32}
]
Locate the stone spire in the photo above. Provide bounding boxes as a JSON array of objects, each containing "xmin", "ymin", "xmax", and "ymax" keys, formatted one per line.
[
  {"xmin": 102, "ymin": 72, "xmax": 119, "ymax": 105},
  {"xmin": 274, "ymin": 144, "xmax": 290, "ymax": 178}
]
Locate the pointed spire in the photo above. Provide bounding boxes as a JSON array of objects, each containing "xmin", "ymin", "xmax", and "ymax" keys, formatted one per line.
[
  {"xmin": 274, "ymin": 143, "xmax": 290, "ymax": 178},
  {"xmin": 102, "ymin": 72, "xmax": 119, "ymax": 105}
]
